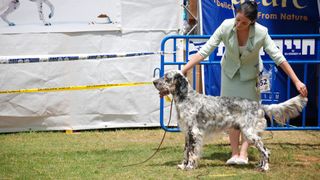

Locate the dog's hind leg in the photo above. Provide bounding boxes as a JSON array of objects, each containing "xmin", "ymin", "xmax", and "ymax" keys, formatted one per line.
[
  {"xmin": 242, "ymin": 128, "xmax": 270, "ymax": 171},
  {"xmin": 0, "ymin": 0, "xmax": 20, "ymax": 26},
  {"xmin": 178, "ymin": 126, "xmax": 204, "ymax": 170},
  {"xmin": 255, "ymin": 138, "xmax": 270, "ymax": 171}
]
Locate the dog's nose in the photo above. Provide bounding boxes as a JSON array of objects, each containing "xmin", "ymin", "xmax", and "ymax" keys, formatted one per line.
[{"xmin": 153, "ymin": 79, "xmax": 158, "ymax": 86}]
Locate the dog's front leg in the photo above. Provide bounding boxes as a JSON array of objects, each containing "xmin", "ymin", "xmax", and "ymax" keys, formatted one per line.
[
  {"xmin": 0, "ymin": 0, "xmax": 20, "ymax": 26},
  {"xmin": 177, "ymin": 130, "xmax": 190, "ymax": 170},
  {"xmin": 178, "ymin": 126, "xmax": 203, "ymax": 170}
]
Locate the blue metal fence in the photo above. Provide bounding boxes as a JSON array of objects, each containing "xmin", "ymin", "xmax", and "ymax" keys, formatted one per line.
[{"xmin": 159, "ymin": 34, "xmax": 320, "ymax": 132}]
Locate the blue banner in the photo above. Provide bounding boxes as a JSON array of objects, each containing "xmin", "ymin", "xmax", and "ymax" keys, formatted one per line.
[
  {"xmin": 202, "ymin": 0, "xmax": 319, "ymax": 35},
  {"xmin": 201, "ymin": 0, "xmax": 319, "ymax": 99},
  {"xmin": 202, "ymin": 0, "xmax": 234, "ymax": 35},
  {"xmin": 256, "ymin": 0, "xmax": 319, "ymax": 34}
]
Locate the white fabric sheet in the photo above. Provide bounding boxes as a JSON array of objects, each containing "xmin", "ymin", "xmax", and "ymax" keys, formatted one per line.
[{"xmin": 0, "ymin": 0, "xmax": 181, "ymax": 132}]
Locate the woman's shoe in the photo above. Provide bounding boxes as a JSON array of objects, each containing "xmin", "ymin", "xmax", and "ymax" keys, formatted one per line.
[
  {"xmin": 236, "ymin": 157, "xmax": 249, "ymax": 165},
  {"xmin": 226, "ymin": 156, "xmax": 238, "ymax": 165}
]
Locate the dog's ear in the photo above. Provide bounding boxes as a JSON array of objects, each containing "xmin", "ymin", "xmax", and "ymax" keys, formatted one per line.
[{"xmin": 174, "ymin": 73, "xmax": 188, "ymax": 95}]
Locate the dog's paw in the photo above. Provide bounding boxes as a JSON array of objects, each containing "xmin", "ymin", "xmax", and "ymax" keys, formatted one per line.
[
  {"xmin": 177, "ymin": 163, "xmax": 186, "ymax": 170},
  {"xmin": 177, "ymin": 162, "xmax": 196, "ymax": 170},
  {"xmin": 256, "ymin": 163, "xmax": 269, "ymax": 172},
  {"xmin": 185, "ymin": 164, "xmax": 196, "ymax": 170},
  {"xmin": 261, "ymin": 163, "xmax": 269, "ymax": 171}
]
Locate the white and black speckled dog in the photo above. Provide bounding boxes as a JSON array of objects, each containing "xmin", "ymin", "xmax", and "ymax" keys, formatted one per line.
[
  {"xmin": 0, "ymin": 0, "xmax": 54, "ymax": 26},
  {"xmin": 153, "ymin": 70, "xmax": 307, "ymax": 171}
]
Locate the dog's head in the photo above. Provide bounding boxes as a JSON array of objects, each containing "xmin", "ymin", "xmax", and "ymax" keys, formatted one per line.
[{"xmin": 153, "ymin": 70, "xmax": 189, "ymax": 98}]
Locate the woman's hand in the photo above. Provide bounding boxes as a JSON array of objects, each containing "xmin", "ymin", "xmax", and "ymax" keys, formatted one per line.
[
  {"xmin": 279, "ymin": 61, "xmax": 308, "ymax": 97},
  {"xmin": 295, "ymin": 81, "xmax": 308, "ymax": 97},
  {"xmin": 182, "ymin": 53, "xmax": 205, "ymax": 77},
  {"xmin": 181, "ymin": 69, "xmax": 187, "ymax": 76}
]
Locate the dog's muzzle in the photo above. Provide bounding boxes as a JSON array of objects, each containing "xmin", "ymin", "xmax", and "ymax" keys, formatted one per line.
[{"xmin": 153, "ymin": 79, "xmax": 170, "ymax": 96}]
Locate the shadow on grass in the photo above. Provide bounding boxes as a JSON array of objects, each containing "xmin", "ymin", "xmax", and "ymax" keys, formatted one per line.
[
  {"xmin": 148, "ymin": 158, "xmax": 257, "ymax": 171},
  {"xmin": 202, "ymin": 152, "xmax": 229, "ymax": 161},
  {"xmin": 266, "ymin": 142, "xmax": 320, "ymax": 150},
  {"xmin": 57, "ymin": 140, "xmax": 319, "ymax": 171},
  {"xmin": 144, "ymin": 147, "xmax": 258, "ymax": 171}
]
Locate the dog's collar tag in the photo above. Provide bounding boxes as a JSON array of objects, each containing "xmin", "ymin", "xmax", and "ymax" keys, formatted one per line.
[{"xmin": 165, "ymin": 96, "xmax": 172, "ymax": 102}]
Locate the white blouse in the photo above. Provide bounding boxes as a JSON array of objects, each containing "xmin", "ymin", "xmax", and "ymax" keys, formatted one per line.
[{"xmin": 239, "ymin": 46, "xmax": 246, "ymax": 56}]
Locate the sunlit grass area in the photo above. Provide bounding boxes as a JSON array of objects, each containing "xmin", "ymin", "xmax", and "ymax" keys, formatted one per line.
[{"xmin": 0, "ymin": 129, "xmax": 319, "ymax": 179}]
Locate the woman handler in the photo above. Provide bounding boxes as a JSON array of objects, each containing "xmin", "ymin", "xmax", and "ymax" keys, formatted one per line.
[{"xmin": 181, "ymin": 0, "xmax": 308, "ymax": 165}]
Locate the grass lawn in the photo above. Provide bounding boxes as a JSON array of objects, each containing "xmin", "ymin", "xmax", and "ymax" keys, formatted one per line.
[{"xmin": 0, "ymin": 129, "xmax": 319, "ymax": 179}]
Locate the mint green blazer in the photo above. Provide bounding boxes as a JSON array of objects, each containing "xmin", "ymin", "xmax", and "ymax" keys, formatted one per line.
[{"xmin": 198, "ymin": 18, "xmax": 286, "ymax": 81}]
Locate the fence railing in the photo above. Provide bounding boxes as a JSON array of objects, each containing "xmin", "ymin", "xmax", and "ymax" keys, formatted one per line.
[{"xmin": 159, "ymin": 34, "xmax": 320, "ymax": 132}]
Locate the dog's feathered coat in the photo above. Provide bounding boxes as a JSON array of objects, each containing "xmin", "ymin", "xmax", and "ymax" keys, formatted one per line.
[{"xmin": 153, "ymin": 70, "xmax": 307, "ymax": 171}]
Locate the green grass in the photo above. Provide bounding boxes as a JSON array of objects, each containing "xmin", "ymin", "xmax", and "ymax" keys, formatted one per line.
[{"xmin": 0, "ymin": 129, "xmax": 319, "ymax": 179}]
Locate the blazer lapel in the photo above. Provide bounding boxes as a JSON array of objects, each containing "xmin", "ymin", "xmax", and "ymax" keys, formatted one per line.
[
  {"xmin": 240, "ymin": 25, "xmax": 255, "ymax": 59},
  {"xmin": 228, "ymin": 25, "xmax": 240, "ymax": 58}
]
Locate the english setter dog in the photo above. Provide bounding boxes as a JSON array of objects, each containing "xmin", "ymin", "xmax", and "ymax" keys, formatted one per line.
[
  {"xmin": 153, "ymin": 70, "xmax": 307, "ymax": 171},
  {"xmin": 0, "ymin": 0, "xmax": 54, "ymax": 26}
]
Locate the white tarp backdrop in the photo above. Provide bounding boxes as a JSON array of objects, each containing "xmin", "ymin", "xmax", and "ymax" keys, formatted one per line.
[{"xmin": 0, "ymin": 0, "xmax": 180, "ymax": 133}]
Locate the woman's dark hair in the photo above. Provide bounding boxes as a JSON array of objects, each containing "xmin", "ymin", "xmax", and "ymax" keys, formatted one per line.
[{"xmin": 235, "ymin": 0, "xmax": 258, "ymax": 24}]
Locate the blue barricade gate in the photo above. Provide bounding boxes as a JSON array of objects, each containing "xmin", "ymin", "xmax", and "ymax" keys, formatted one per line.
[{"xmin": 159, "ymin": 34, "xmax": 320, "ymax": 132}]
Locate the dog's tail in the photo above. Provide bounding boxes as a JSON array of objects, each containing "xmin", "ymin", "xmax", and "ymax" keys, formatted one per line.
[{"xmin": 261, "ymin": 95, "xmax": 308, "ymax": 125}]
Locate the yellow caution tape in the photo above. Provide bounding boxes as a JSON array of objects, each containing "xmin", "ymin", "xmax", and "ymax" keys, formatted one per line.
[
  {"xmin": 0, "ymin": 82, "xmax": 153, "ymax": 94},
  {"xmin": 65, "ymin": 130, "xmax": 73, "ymax": 134}
]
